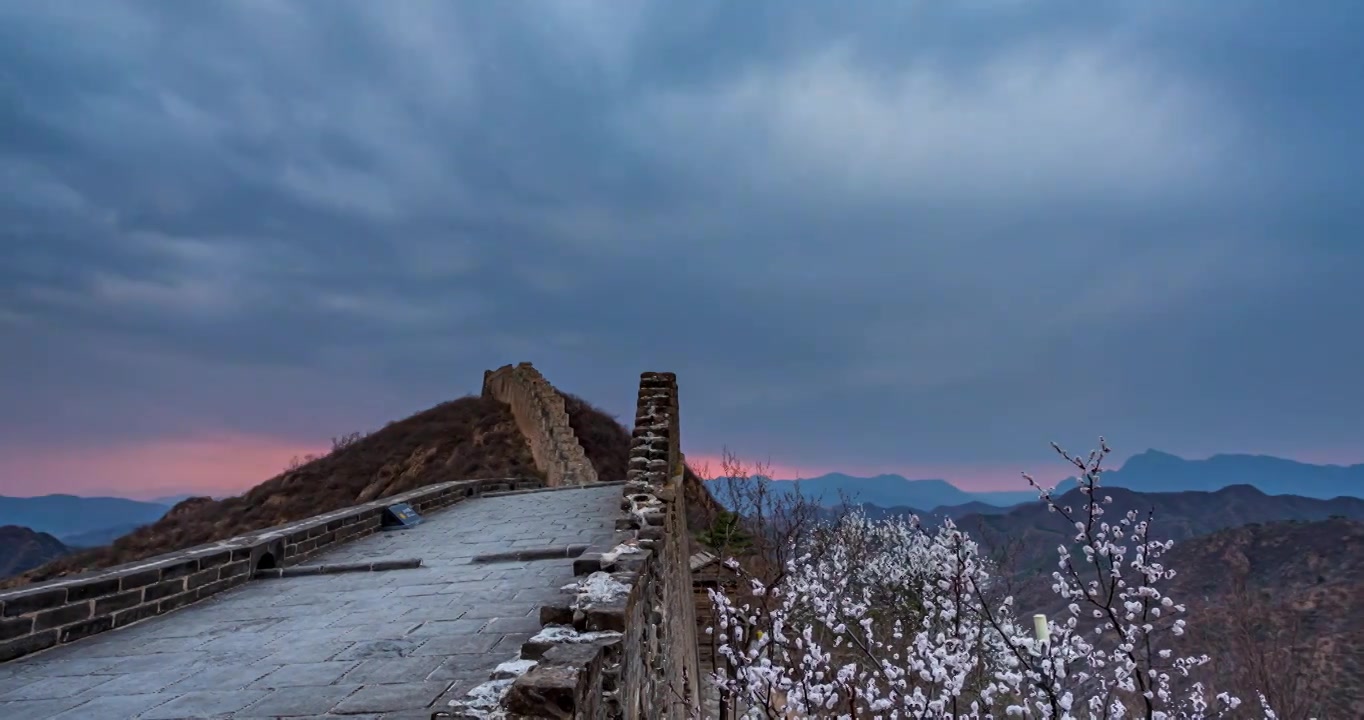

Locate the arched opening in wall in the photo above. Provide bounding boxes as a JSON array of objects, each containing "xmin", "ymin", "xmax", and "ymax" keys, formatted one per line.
[{"xmin": 254, "ymin": 551, "xmax": 278, "ymax": 572}]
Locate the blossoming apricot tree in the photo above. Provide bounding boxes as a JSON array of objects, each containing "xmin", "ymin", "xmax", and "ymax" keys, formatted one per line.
[{"xmin": 706, "ymin": 438, "xmax": 1286, "ymax": 719}]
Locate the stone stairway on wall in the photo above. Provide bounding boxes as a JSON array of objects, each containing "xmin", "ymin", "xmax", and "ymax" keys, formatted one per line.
[{"xmin": 482, "ymin": 362, "xmax": 600, "ymax": 486}]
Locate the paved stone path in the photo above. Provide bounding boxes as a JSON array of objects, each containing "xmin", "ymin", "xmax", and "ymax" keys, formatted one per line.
[{"xmin": 0, "ymin": 484, "xmax": 621, "ymax": 719}]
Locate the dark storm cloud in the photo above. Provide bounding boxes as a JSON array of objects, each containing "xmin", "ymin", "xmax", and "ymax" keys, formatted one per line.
[{"xmin": 1, "ymin": 1, "xmax": 1360, "ymax": 477}]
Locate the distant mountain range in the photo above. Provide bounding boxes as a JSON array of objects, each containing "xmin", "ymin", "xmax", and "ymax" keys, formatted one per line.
[
  {"xmin": 706, "ymin": 473, "xmax": 1037, "ymax": 512},
  {"xmin": 0, "ymin": 494, "xmax": 172, "ymax": 545},
  {"xmin": 1074, "ymin": 449, "xmax": 1363, "ymax": 499},
  {"xmin": 707, "ymin": 449, "xmax": 1364, "ymax": 512}
]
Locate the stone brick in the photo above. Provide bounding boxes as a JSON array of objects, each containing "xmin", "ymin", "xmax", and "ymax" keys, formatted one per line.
[
  {"xmin": 66, "ymin": 577, "xmax": 121, "ymax": 602},
  {"xmin": 1, "ymin": 587, "xmax": 67, "ymax": 617},
  {"xmin": 194, "ymin": 578, "xmax": 234, "ymax": 600},
  {"xmin": 0, "ymin": 614, "xmax": 33, "ymax": 641},
  {"xmin": 61, "ymin": 614, "xmax": 114, "ymax": 642},
  {"xmin": 185, "ymin": 567, "xmax": 219, "ymax": 591},
  {"xmin": 0, "ymin": 628, "xmax": 57, "ymax": 662},
  {"xmin": 120, "ymin": 567, "xmax": 161, "ymax": 591},
  {"xmin": 94, "ymin": 589, "xmax": 143, "ymax": 616},
  {"xmin": 158, "ymin": 590, "xmax": 198, "ymax": 613},
  {"xmin": 143, "ymin": 578, "xmax": 186, "ymax": 602},
  {"xmin": 160, "ymin": 558, "xmax": 200, "ymax": 580},
  {"xmin": 33, "ymin": 602, "xmax": 92, "ymax": 631},
  {"xmin": 197, "ymin": 550, "xmax": 232, "ymax": 569},
  {"xmin": 112, "ymin": 603, "xmax": 159, "ymax": 628},
  {"xmin": 219, "ymin": 560, "xmax": 251, "ymax": 579}
]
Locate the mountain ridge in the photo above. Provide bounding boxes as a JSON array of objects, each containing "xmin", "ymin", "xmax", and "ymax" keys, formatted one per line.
[
  {"xmin": 715, "ymin": 449, "xmax": 1364, "ymax": 511},
  {"xmin": 0, "ymin": 525, "xmax": 72, "ymax": 578},
  {"xmin": 0, "ymin": 494, "xmax": 172, "ymax": 538}
]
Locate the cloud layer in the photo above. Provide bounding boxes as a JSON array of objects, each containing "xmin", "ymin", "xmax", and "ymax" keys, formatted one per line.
[{"xmin": 2, "ymin": 1, "xmax": 1361, "ymax": 494}]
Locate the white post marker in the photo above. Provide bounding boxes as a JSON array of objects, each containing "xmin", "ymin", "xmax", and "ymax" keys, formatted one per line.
[{"xmin": 1033, "ymin": 613, "xmax": 1050, "ymax": 649}]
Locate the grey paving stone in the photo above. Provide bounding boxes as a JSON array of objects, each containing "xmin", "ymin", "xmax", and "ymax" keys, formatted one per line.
[
  {"xmin": 408, "ymin": 618, "xmax": 487, "ymax": 637},
  {"xmin": 259, "ymin": 640, "xmax": 356, "ymax": 664},
  {"xmin": 0, "ymin": 676, "xmax": 28, "ymax": 695},
  {"xmin": 425, "ymin": 657, "xmax": 498, "ymax": 684},
  {"xmin": 330, "ymin": 681, "xmax": 453, "ymax": 714},
  {"xmin": 140, "ymin": 689, "xmax": 272, "ymax": 719},
  {"xmin": 10, "ymin": 656, "xmax": 119, "ymax": 677},
  {"xmin": 492, "ymin": 633, "xmax": 535, "ymax": 654},
  {"xmin": 480, "ymin": 615, "xmax": 544, "ymax": 634},
  {"xmin": 72, "ymin": 668, "xmax": 196, "ymax": 695},
  {"xmin": 163, "ymin": 662, "xmax": 277, "ymax": 691},
  {"xmin": 334, "ymin": 638, "xmax": 425, "ymax": 661},
  {"xmin": 397, "ymin": 606, "xmax": 468, "ymax": 623},
  {"xmin": 0, "ymin": 697, "xmax": 89, "ymax": 720},
  {"xmin": 238, "ymin": 683, "xmax": 363, "ymax": 716},
  {"xmin": 458, "ymin": 603, "xmax": 537, "ymax": 619},
  {"xmin": 249, "ymin": 660, "xmax": 360, "ymax": 689},
  {"xmin": 48, "ymin": 692, "xmax": 172, "ymax": 719},
  {"xmin": 379, "ymin": 710, "xmax": 438, "ymax": 720},
  {"xmin": 0, "ymin": 673, "xmax": 113, "ymax": 701},
  {"xmin": 341, "ymin": 657, "xmax": 446, "ymax": 684},
  {"xmin": 337, "ymin": 622, "xmax": 423, "ymax": 641},
  {"xmin": 391, "ymin": 583, "xmax": 453, "ymax": 597},
  {"xmin": 410, "ymin": 634, "xmax": 501, "ymax": 657}
]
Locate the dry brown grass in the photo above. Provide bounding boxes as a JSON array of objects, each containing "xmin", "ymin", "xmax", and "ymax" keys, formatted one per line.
[{"xmin": 560, "ymin": 392, "xmax": 631, "ymax": 481}]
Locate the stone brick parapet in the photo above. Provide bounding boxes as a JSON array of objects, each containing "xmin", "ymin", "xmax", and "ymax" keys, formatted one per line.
[
  {"xmin": 492, "ymin": 372, "xmax": 708, "ymax": 719},
  {"xmin": 0, "ymin": 476, "xmax": 539, "ymax": 664},
  {"xmin": 483, "ymin": 362, "xmax": 600, "ymax": 486}
]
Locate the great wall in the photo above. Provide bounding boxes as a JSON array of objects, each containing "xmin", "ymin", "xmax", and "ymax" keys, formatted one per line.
[{"xmin": 0, "ymin": 364, "xmax": 720, "ymax": 719}]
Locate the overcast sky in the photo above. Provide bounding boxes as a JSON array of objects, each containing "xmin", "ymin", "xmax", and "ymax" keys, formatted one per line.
[{"xmin": 2, "ymin": 1, "xmax": 1361, "ymax": 498}]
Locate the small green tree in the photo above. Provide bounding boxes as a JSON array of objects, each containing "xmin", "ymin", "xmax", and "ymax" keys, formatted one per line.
[{"xmin": 700, "ymin": 510, "xmax": 754, "ymax": 556}]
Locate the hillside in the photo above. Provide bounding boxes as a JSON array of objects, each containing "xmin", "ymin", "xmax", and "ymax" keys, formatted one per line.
[
  {"xmin": 0, "ymin": 526, "xmax": 71, "ymax": 578},
  {"xmin": 964, "ymin": 496, "xmax": 1364, "ymax": 717},
  {"xmin": 1166, "ymin": 519, "xmax": 1364, "ymax": 718},
  {"xmin": 6, "ymin": 392, "xmax": 630, "ymax": 587},
  {"xmin": 959, "ymin": 483, "xmax": 1364, "ymax": 580}
]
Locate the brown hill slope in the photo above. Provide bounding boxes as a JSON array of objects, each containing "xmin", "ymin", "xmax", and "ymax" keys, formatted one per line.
[
  {"xmin": 8, "ymin": 392, "xmax": 630, "ymax": 587},
  {"xmin": 0, "ymin": 526, "xmax": 71, "ymax": 578},
  {"xmin": 561, "ymin": 392, "xmax": 632, "ymax": 482},
  {"xmin": 982, "ymin": 500, "xmax": 1363, "ymax": 718},
  {"xmin": 1168, "ymin": 518, "xmax": 1364, "ymax": 719}
]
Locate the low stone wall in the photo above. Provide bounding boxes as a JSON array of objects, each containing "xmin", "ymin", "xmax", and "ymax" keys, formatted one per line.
[
  {"xmin": 483, "ymin": 362, "xmax": 599, "ymax": 487},
  {"xmin": 0, "ymin": 477, "xmax": 539, "ymax": 664},
  {"xmin": 496, "ymin": 372, "xmax": 705, "ymax": 719}
]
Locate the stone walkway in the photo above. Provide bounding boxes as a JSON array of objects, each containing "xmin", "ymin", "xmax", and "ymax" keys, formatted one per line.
[{"xmin": 0, "ymin": 484, "xmax": 621, "ymax": 719}]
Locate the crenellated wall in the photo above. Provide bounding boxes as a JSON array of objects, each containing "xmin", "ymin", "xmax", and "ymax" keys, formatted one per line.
[
  {"xmin": 483, "ymin": 362, "xmax": 599, "ymax": 487},
  {"xmin": 497, "ymin": 372, "xmax": 708, "ymax": 719}
]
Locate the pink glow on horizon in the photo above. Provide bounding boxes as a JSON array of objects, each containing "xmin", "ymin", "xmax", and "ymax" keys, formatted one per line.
[
  {"xmin": 0, "ymin": 434, "xmax": 326, "ymax": 500},
  {"xmin": 4, "ymin": 437, "xmax": 1359, "ymax": 502}
]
